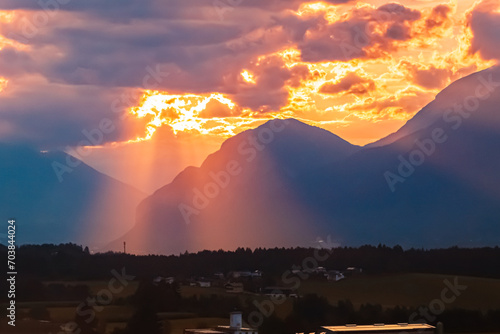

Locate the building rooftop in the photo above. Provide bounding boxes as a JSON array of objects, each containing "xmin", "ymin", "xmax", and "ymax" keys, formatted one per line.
[
  {"xmin": 184, "ymin": 330, "xmax": 227, "ymax": 334},
  {"xmin": 185, "ymin": 312, "xmax": 257, "ymax": 334},
  {"xmin": 216, "ymin": 325, "xmax": 257, "ymax": 331},
  {"xmin": 322, "ymin": 324, "xmax": 435, "ymax": 332}
]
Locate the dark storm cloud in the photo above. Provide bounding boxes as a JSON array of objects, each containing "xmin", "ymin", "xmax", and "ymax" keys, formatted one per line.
[
  {"xmin": 0, "ymin": 2, "xmax": 284, "ymax": 91},
  {"xmin": 281, "ymin": 2, "xmax": 424, "ymax": 62},
  {"xmin": 0, "ymin": 47, "xmax": 35, "ymax": 77},
  {"xmin": 0, "ymin": 0, "xmax": 193, "ymax": 21},
  {"xmin": 0, "ymin": 0, "xmax": 453, "ymax": 147},
  {"xmin": 0, "ymin": 0, "xmax": 352, "ymax": 20},
  {"xmin": 2, "ymin": 1, "xmax": 427, "ymax": 92},
  {"xmin": 0, "ymin": 78, "xmax": 144, "ymax": 149}
]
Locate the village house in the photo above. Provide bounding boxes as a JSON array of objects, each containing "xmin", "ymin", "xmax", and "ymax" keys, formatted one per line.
[
  {"xmin": 184, "ymin": 312, "xmax": 257, "ymax": 334},
  {"xmin": 308, "ymin": 323, "xmax": 436, "ymax": 334}
]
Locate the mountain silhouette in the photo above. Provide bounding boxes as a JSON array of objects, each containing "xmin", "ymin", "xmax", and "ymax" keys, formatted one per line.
[
  {"xmin": 108, "ymin": 66, "xmax": 500, "ymax": 254},
  {"xmin": 3, "ymin": 67, "xmax": 500, "ymax": 254},
  {"xmin": 0, "ymin": 144, "xmax": 145, "ymax": 248}
]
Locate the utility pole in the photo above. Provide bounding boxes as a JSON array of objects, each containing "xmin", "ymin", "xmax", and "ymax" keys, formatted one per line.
[{"xmin": 123, "ymin": 241, "xmax": 126, "ymax": 254}]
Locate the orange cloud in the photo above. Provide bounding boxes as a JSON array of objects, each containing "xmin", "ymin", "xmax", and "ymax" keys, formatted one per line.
[
  {"xmin": 197, "ymin": 99, "xmax": 241, "ymax": 119},
  {"xmin": 319, "ymin": 72, "xmax": 376, "ymax": 95},
  {"xmin": 2, "ymin": 1, "xmax": 494, "ymax": 149},
  {"xmin": 0, "ymin": 77, "xmax": 7, "ymax": 92},
  {"xmin": 348, "ymin": 86, "xmax": 437, "ymax": 120},
  {"xmin": 282, "ymin": 2, "xmax": 457, "ymax": 63},
  {"xmin": 398, "ymin": 60, "xmax": 452, "ymax": 90},
  {"xmin": 424, "ymin": 4, "xmax": 454, "ymax": 32}
]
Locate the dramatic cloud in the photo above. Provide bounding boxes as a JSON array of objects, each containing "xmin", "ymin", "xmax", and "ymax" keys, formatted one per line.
[
  {"xmin": 467, "ymin": 0, "xmax": 500, "ymax": 62},
  {"xmin": 0, "ymin": 74, "xmax": 146, "ymax": 148},
  {"xmin": 197, "ymin": 99, "xmax": 239, "ymax": 119},
  {"xmin": 349, "ymin": 87, "xmax": 436, "ymax": 120},
  {"xmin": 0, "ymin": 0, "xmax": 496, "ymax": 154},
  {"xmin": 398, "ymin": 61, "xmax": 452, "ymax": 90},
  {"xmin": 424, "ymin": 4, "xmax": 453, "ymax": 32},
  {"xmin": 281, "ymin": 2, "xmax": 449, "ymax": 62},
  {"xmin": 319, "ymin": 72, "xmax": 376, "ymax": 95}
]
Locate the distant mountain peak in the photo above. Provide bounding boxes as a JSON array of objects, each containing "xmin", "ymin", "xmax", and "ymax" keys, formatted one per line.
[
  {"xmin": 367, "ymin": 66, "xmax": 500, "ymax": 148},
  {"xmin": 107, "ymin": 66, "xmax": 500, "ymax": 254},
  {"xmin": 0, "ymin": 144, "xmax": 145, "ymax": 247}
]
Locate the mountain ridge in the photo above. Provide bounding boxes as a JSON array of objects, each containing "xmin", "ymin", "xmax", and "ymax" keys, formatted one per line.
[
  {"xmin": 106, "ymin": 66, "xmax": 500, "ymax": 254},
  {"xmin": 367, "ymin": 66, "xmax": 500, "ymax": 148},
  {"xmin": 4, "ymin": 66, "xmax": 500, "ymax": 253},
  {"xmin": 0, "ymin": 143, "xmax": 146, "ymax": 247}
]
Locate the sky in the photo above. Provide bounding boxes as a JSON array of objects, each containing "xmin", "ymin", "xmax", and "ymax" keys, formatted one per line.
[{"xmin": 1, "ymin": 0, "xmax": 500, "ymax": 192}]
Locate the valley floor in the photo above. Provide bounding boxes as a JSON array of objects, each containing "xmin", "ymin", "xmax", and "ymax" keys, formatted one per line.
[{"xmin": 2, "ymin": 273, "xmax": 500, "ymax": 334}]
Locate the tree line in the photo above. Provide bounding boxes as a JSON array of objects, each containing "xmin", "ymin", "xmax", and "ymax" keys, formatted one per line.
[{"xmin": 0, "ymin": 243, "xmax": 499, "ymax": 281}]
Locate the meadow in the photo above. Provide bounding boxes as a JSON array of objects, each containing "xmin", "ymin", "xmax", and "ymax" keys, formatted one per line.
[{"xmin": 5, "ymin": 273, "xmax": 499, "ymax": 334}]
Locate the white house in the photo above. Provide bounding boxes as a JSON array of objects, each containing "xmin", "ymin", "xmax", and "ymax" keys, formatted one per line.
[{"xmin": 184, "ymin": 312, "xmax": 258, "ymax": 334}]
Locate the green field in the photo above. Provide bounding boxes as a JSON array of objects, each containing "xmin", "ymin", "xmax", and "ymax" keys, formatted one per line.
[
  {"xmin": 168, "ymin": 317, "xmax": 228, "ymax": 334},
  {"xmin": 4, "ymin": 273, "xmax": 500, "ymax": 334},
  {"xmin": 298, "ymin": 273, "xmax": 500, "ymax": 310},
  {"xmin": 39, "ymin": 273, "xmax": 500, "ymax": 314},
  {"xmin": 43, "ymin": 280, "xmax": 139, "ymax": 298}
]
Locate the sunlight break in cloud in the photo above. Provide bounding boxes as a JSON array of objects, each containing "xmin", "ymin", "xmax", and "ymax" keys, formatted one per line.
[
  {"xmin": 123, "ymin": 0, "xmax": 495, "ymax": 144},
  {"xmin": 0, "ymin": 0, "xmax": 498, "ymax": 151}
]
